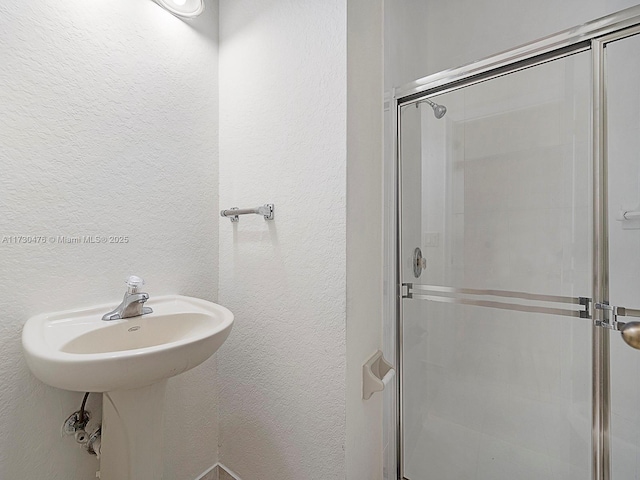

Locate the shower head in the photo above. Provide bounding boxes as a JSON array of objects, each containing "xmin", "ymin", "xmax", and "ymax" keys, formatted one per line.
[
  {"xmin": 416, "ymin": 99, "xmax": 447, "ymax": 119},
  {"xmin": 431, "ymin": 102, "xmax": 447, "ymax": 119}
]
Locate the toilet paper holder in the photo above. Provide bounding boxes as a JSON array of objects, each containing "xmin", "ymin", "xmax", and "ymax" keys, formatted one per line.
[{"xmin": 363, "ymin": 350, "xmax": 395, "ymax": 400}]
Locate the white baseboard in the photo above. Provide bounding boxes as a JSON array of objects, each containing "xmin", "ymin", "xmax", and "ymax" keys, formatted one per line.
[
  {"xmin": 194, "ymin": 462, "xmax": 242, "ymax": 480},
  {"xmin": 218, "ymin": 463, "xmax": 242, "ymax": 480},
  {"xmin": 194, "ymin": 463, "xmax": 217, "ymax": 480}
]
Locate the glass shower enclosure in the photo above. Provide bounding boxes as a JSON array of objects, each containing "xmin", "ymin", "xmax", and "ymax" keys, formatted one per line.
[{"xmin": 393, "ymin": 7, "xmax": 640, "ymax": 480}]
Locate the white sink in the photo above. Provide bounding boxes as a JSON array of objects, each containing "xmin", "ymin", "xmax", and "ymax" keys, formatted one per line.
[
  {"xmin": 22, "ymin": 294, "xmax": 233, "ymax": 480},
  {"xmin": 22, "ymin": 295, "xmax": 234, "ymax": 392}
]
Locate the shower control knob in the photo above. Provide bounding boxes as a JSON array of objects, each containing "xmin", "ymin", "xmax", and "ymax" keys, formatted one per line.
[{"xmin": 413, "ymin": 247, "xmax": 427, "ymax": 278}]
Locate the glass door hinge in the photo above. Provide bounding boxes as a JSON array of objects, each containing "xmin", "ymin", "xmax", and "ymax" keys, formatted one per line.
[{"xmin": 579, "ymin": 297, "xmax": 591, "ymax": 319}]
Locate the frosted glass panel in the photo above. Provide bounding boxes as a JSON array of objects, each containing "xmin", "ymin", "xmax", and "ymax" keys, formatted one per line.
[
  {"xmin": 400, "ymin": 51, "xmax": 592, "ymax": 479},
  {"xmin": 605, "ymin": 33, "xmax": 640, "ymax": 480}
]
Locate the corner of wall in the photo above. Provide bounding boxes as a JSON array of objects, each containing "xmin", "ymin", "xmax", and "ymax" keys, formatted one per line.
[{"xmin": 346, "ymin": 0, "xmax": 385, "ymax": 479}]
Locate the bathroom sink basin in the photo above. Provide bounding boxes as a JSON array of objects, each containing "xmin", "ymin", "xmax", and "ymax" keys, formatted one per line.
[{"xmin": 22, "ymin": 295, "xmax": 233, "ymax": 392}]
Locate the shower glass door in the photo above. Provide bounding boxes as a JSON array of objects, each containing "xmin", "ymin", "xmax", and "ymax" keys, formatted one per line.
[{"xmin": 400, "ymin": 50, "xmax": 593, "ymax": 479}]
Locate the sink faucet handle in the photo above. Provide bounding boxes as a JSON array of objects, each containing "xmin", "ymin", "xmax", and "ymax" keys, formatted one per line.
[{"xmin": 126, "ymin": 275, "xmax": 145, "ymax": 294}]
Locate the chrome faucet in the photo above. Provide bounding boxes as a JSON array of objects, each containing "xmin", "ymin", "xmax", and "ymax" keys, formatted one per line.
[{"xmin": 102, "ymin": 276, "xmax": 153, "ymax": 321}]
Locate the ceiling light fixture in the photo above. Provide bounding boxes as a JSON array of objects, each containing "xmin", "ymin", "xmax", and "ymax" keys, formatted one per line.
[{"xmin": 153, "ymin": 0, "xmax": 204, "ymax": 19}]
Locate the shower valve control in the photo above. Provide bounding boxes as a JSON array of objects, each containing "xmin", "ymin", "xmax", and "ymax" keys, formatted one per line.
[{"xmin": 413, "ymin": 247, "xmax": 427, "ymax": 278}]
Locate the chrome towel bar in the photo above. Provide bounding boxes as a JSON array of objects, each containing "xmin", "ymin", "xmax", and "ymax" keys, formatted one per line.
[{"xmin": 220, "ymin": 204, "xmax": 274, "ymax": 222}]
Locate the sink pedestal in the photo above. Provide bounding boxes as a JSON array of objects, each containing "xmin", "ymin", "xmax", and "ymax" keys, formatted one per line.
[{"xmin": 100, "ymin": 381, "xmax": 167, "ymax": 480}]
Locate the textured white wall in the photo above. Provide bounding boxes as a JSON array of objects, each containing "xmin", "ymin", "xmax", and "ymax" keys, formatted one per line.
[
  {"xmin": 0, "ymin": 1, "xmax": 219, "ymax": 479},
  {"xmin": 346, "ymin": 0, "xmax": 384, "ymax": 479},
  {"xmin": 217, "ymin": 1, "xmax": 348, "ymax": 479}
]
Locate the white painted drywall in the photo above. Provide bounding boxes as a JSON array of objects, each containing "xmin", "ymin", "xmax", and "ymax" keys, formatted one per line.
[
  {"xmin": 346, "ymin": 0, "xmax": 385, "ymax": 479},
  {"xmin": 217, "ymin": 1, "xmax": 349, "ymax": 479},
  {"xmin": 0, "ymin": 1, "xmax": 219, "ymax": 478}
]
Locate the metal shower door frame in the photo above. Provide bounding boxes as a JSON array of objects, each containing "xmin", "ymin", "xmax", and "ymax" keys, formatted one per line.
[{"xmin": 391, "ymin": 6, "xmax": 640, "ymax": 480}]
